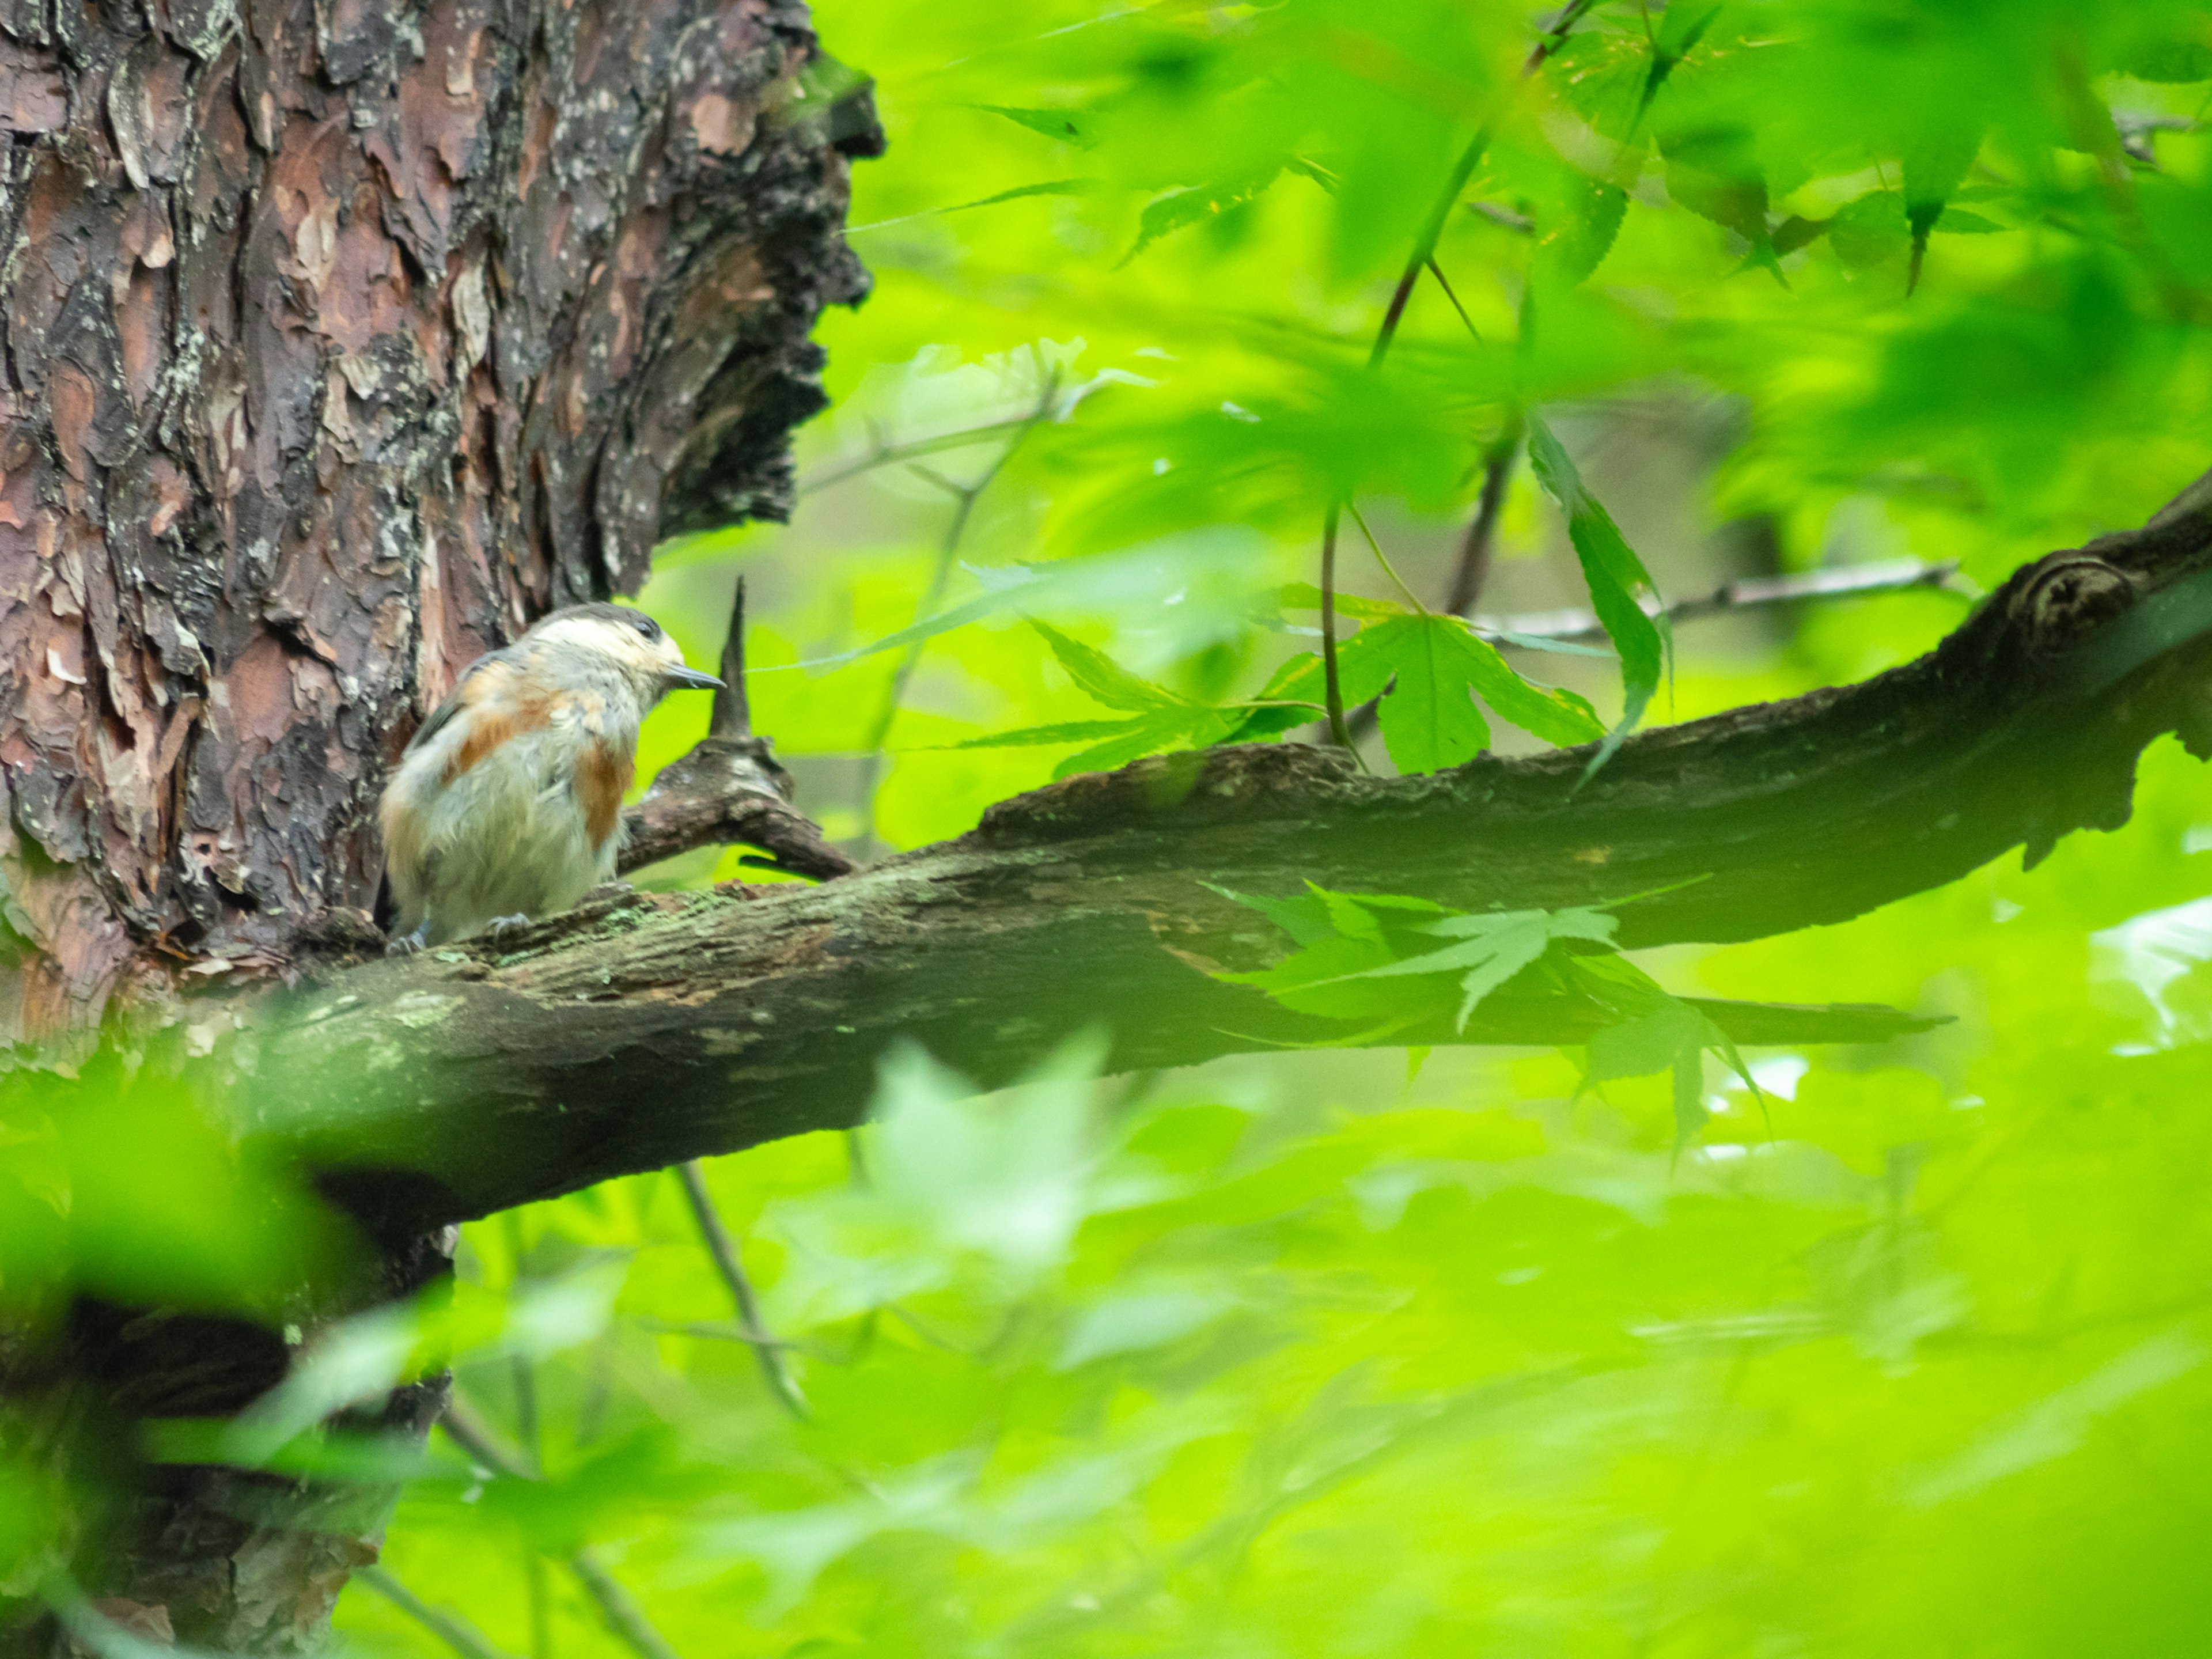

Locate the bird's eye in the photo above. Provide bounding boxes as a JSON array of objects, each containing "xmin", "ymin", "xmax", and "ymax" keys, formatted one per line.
[{"xmin": 631, "ymin": 613, "xmax": 662, "ymax": 640}]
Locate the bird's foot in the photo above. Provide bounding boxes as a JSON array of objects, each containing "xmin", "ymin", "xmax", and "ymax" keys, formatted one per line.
[
  {"xmin": 485, "ymin": 913, "xmax": 535, "ymax": 946},
  {"xmin": 384, "ymin": 924, "xmax": 429, "ymax": 957}
]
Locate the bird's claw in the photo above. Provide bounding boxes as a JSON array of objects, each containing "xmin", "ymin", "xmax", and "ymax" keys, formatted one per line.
[
  {"xmin": 384, "ymin": 925, "xmax": 429, "ymax": 957},
  {"xmin": 486, "ymin": 913, "xmax": 533, "ymax": 946}
]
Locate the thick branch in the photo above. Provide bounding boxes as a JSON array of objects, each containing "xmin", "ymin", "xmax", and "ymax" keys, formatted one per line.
[{"xmin": 255, "ymin": 483, "xmax": 2212, "ymax": 1238}]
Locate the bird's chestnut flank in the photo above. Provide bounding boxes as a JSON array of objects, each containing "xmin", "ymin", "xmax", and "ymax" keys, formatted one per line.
[{"xmin": 377, "ymin": 603, "xmax": 725, "ymax": 949}]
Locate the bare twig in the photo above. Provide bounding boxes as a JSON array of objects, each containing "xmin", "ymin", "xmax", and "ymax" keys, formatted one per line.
[
  {"xmin": 1472, "ymin": 556, "xmax": 1964, "ymax": 643},
  {"xmin": 441, "ymin": 1403, "xmax": 687, "ymax": 1659},
  {"xmin": 357, "ymin": 1567, "xmax": 519, "ymax": 1659},
  {"xmin": 674, "ymin": 1161, "xmax": 810, "ymax": 1420},
  {"xmin": 850, "ymin": 368, "xmax": 1065, "ymax": 853},
  {"xmin": 798, "ymin": 412, "xmax": 1039, "ymax": 497},
  {"xmin": 564, "ymin": 1556, "xmax": 683, "ymax": 1659},
  {"xmin": 1446, "ymin": 434, "xmax": 1521, "ymax": 619}
]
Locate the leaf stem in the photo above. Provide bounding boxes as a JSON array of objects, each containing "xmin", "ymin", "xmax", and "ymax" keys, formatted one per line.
[
  {"xmin": 1320, "ymin": 502, "xmax": 1353, "ymax": 749},
  {"xmin": 1344, "ymin": 499, "xmax": 1429, "ymax": 614},
  {"xmin": 851, "ymin": 366, "xmax": 1063, "ymax": 853}
]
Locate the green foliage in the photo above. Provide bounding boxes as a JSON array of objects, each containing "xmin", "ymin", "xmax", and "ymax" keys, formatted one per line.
[
  {"xmin": 1213, "ymin": 882, "xmax": 1763, "ymax": 1145},
  {"xmin": 325, "ymin": 739, "xmax": 2212, "ymax": 1658},
  {"xmin": 1524, "ymin": 413, "xmax": 1668, "ymax": 756},
  {"xmin": 17, "ymin": 0, "xmax": 2212, "ymax": 1650},
  {"xmin": 351, "ymin": 0, "xmax": 2212, "ymax": 1637}
]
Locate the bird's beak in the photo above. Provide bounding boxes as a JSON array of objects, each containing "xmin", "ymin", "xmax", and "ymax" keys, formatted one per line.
[{"xmin": 662, "ymin": 666, "xmax": 726, "ymax": 691}]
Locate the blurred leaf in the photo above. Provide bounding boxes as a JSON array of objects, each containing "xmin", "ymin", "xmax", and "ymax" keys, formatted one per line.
[
  {"xmin": 1903, "ymin": 118, "xmax": 1982, "ymax": 289},
  {"xmin": 1830, "ymin": 188, "xmax": 1910, "ymax": 270},
  {"xmin": 1028, "ymin": 618, "xmax": 1187, "ymax": 710},
  {"xmin": 974, "ymin": 104, "xmax": 1101, "ymax": 147},
  {"xmin": 1124, "ymin": 165, "xmax": 1286, "ymax": 264},
  {"xmin": 1524, "ymin": 414, "xmax": 1668, "ymax": 762},
  {"xmin": 1535, "ymin": 171, "xmax": 1630, "ymax": 288},
  {"xmin": 2120, "ymin": 39, "xmax": 2212, "ymax": 82}
]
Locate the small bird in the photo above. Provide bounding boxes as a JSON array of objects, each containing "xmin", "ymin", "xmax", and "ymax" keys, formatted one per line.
[{"xmin": 377, "ymin": 603, "xmax": 724, "ymax": 948}]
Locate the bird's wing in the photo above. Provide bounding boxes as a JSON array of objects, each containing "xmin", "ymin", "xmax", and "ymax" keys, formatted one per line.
[{"xmin": 403, "ymin": 646, "xmax": 518, "ymax": 755}]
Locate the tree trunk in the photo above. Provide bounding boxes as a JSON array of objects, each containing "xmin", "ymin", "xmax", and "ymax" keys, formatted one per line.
[{"xmin": 0, "ymin": 0, "xmax": 872, "ymax": 1646}]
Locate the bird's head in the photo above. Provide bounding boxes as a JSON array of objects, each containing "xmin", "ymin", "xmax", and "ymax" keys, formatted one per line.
[{"xmin": 524, "ymin": 603, "xmax": 725, "ymax": 707}]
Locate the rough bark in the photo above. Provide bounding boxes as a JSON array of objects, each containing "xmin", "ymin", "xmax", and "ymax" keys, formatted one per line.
[
  {"xmin": 0, "ymin": 0, "xmax": 873, "ymax": 1072},
  {"xmin": 244, "ymin": 490, "xmax": 2212, "ymax": 1241},
  {"xmin": 0, "ymin": 0, "xmax": 872, "ymax": 1649}
]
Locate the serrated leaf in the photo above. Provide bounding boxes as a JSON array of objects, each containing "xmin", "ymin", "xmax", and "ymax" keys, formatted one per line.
[
  {"xmin": 1830, "ymin": 188, "xmax": 1909, "ymax": 270},
  {"xmin": 1537, "ymin": 171, "xmax": 1628, "ymax": 288},
  {"xmin": 949, "ymin": 179, "xmax": 1099, "ymax": 214},
  {"xmin": 1319, "ymin": 905, "xmax": 1619, "ymax": 1032},
  {"xmin": 1357, "ymin": 611, "xmax": 1604, "ymax": 768},
  {"xmin": 1933, "ymin": 208, "xmax": 2002, "ymax": 234},
  {"xmin": 1225, "ymin": 631, "xmax": 1403, "ymax": 743},
  {"xmin": 2123, "ymin": 40, "xmax": 2212, "ymax": 82},
  {"xmin": 1366, "ymin": 615, "xmax": 1492, "ymax": 775},
  {"xmin": 1524, "ymin": 415, "xmax": 1668, "ymax": 770},
  {"xmin": 1903, "ymin": 122, "xmax": 1980, "ymax": 237},
  {"xmin": 1028, "ymin": 619, "xmax": 1186, "ymax": 712},
  {"xmin": 1124, "ymin": 166, "xmax": 1283, "ymax": 264},
  {"xmin": 1586, "ymin": 998, "xmax": 1717, "ymax": 1150},
  {"xmin": 1053, "ymin": 708, "xmax": 1230, "ymax": 779},
  {"xmin": 1204, "ymin": 883, "xmax": 1337, "ymax": 947},
  {"xmin": 1771, "ymin": 214, "xmax": 1831, "ymax": 257},
  {"xmin": 1903, "ymin": 119, "xmax": 1982, "ymax": 290},
  {"xmin": 1638, "ymin": 3, "xmax": 1724, "ymax": 120}
]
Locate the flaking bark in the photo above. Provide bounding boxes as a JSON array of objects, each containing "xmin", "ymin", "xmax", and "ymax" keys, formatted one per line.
[
  {"xmin": 0, "ymin": 0, "xmax": 872, "ymax": 1650},
  {"xmin": 0, "ymin": 0, "xmax": 873, "ymax": 1069}
]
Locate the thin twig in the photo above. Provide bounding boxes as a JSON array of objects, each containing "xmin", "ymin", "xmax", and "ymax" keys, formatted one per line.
[
  {"xmin": 673, "ymin": 1161, "xmax": 810, "ymax": 1421},
  {"xmin": 502, "ymin": 1214, "xmax": 552, "ymax": 1659},
  {"xmin": 441, "ymin": 1403, "xmax": 687, "ymax": 1659},
  {"xmin": 357, "ymin": 1567, "xmax": 520, "ymax": 1659},
  {"xmin": 1344, "ymin": 500, "xmax": 1429, "ymax": 613},
  {"xmin": 850, "ymin": 368, "xmax": 1064, "ymax": 853},
  {"xmin": 565, "ymin": 1555, "xmax": 683, "ymax": 1659},
  {"xmin": 1423, "ymin": 257, "xmax": 1482, "ymax": 343},
  {"xmin": 798, "ymin": 413, "xmax": 1039, "ymax": 496},
  {"xmin": 1472, "ymin": 556, "xmax": 1964, "ymax": 643},
  {"xmin": 1447, "ymin": 430, "xmax": 1522, "ymax": 618}
]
